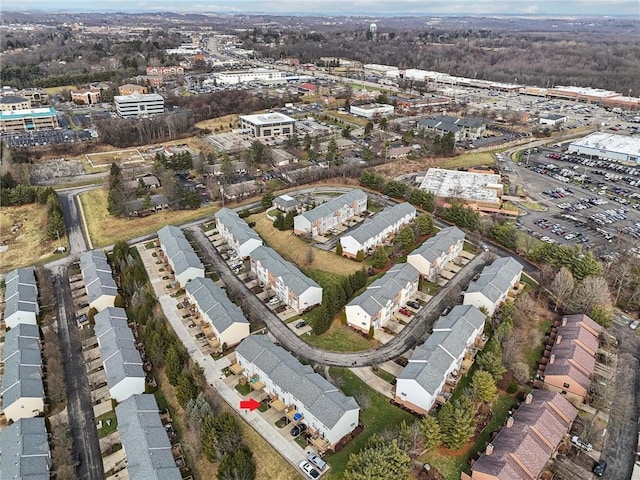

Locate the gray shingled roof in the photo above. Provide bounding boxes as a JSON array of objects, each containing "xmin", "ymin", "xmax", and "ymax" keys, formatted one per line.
[
  {"xmin": 3, "ymin": 267, "xmax": 39, "ymax": 320},
  {"xmin": 418, "ymin": 115, "xmax": 485, "ymax": 132},
  {"xmin": 185, "ymin": 277, "xmax": 249, "ymax": 334},
  {"xmin": 465, "ymin": 257, "xmax": 523, "ymax": 303},
  {"xmin": 344, "ymin": 202, "xmax": 416, "ymax": 244},
  {"xmin": 115, "ymin": 394, "xmax": 182, "ymax": 480},
  {"xmin": 237, "ymin": 335, "xmax": 359, "ymax": 429},
  {"xmin": 274, "ymin": 194, "xmax": 301, "ymax": 209},
  {"xmin": 157, "ymin": 225, "xmax": 204, "ymax": 278},
  {"xmin": 298, "ymin": 189, "xmax": 367, "ymax": 223},
  {"xmin": 250, "ymin": 246, "xmax": 321, "ymax": 296},
  {"xmin": 215, "ymin": 208, "xmax": 263, "ymax": 246},
  {"xmin": 1, "ymin": 323, "xmax": 44, "ymax": 411},
  {"xmin": 94, "ymin": 308, "xmax": 145, "ymax": 391},
  {"xmin": 397, "ymin": 305, "xmax": 485, "ymax": 395},
  {"xmin": 0, "ymin": 417, "xmax": 51, "ymax": 480},
  {"xmin": 80, "ymin": 250, "xmax": 118, "ymax": 304},
  {"xmin": 409, "ymin": 226, "xmax": 465, "ymax": 263},
  {"xmin": 347, "ymin": 263, "xmax": 419, "ymax": 316}
]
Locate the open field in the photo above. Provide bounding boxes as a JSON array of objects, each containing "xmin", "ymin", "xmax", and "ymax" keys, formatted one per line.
[
  {"xmin": 195, "ymin": 114, "xmax": 239, "ymax": 133},
  {"xmin": 79, "ymin": 188, "xmax": 218, "ymax": 247},
  {"xmin": 0, "ymin": 203, "xmax": 68, "ymax": 274},
  {"xmin": 86, "ymin": 148, "xmax": 145, "ymax": 167},
  {"xmin": 324, "ymin": 110, "xmax": 369, "ymax": 127},
  {"xmin": 247, "ymin": 213, "xmax": 362, "ymax": 276},
  {"xmin": 439, "ymin": 152, "xmax": 496, "ymax": 169},
  {"xmin": 303, "ymin": 318, "xmax": 376, "ymax": 352},
  {"xmin": 45, "ymin": 85, "xmax": 76, "ymax": 95}
]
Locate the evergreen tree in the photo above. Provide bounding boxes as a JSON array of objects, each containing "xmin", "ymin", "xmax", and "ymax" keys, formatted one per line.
[
  {"xmin": 438, "ymin": 397, "xmax": 476, "ymax": 449},
  {"xmin": 176, "ymin": 371, "xmax": 198, "ymax": 407},
  {"xmin": 336, "ymin": 242, "xmax": 344, "ymax": 256},
  {"xmin": 420, "ymin": 415, "xmax": 442, "ymax": 452},
  {"xmin": 217, "ymin": 444, "xmax": 256, "ymax": 480},
  {"xmin": 470, "ymin": 370, "xmax": 497, "ymax": 403},
  {"xmin": 201, "ymin": 414, "xmax": 218, "ymax": 462}
]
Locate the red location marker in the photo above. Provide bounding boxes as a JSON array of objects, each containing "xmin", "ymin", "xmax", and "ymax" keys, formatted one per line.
[{"xmin": 240, "ymin": 398, "xmax": 261, "ymax": 411}]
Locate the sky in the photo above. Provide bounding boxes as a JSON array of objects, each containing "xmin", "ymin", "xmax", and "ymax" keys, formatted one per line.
[{"xmin": 1, "ymin": 0, "xmax": 638, "ymax": 16}]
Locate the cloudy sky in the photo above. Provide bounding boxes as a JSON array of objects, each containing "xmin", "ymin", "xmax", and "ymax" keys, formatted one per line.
[{"xmin": 1, "ymin": 0, "xmax": 637, "ymax": 16}]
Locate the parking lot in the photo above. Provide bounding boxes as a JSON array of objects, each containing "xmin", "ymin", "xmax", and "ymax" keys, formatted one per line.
[{"xmin": 1, "ymin": 128, "xmax": 94, "ymax": 148}]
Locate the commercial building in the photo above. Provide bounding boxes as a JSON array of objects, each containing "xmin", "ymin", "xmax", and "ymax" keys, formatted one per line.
[
  {"xmin": 118, "ymin": 83, "xmax": 149, "ymax": 96},
  {"xmin": 0, "ymin": 418, "xmax": 51, "ymax": 480},
  {"xmin": 419, "ymin": 168, "xmax": 503, "ymax": 211},
  {"xmin": 215, "ymin": 68, "xmax": 287, "ymax": 85},
  {"xmin": 94, "ymin": 307, "xmax": 145, "ymax": 402},
  {"xmin": 115, "ymin": 394, "xmax": 182, "ymax": 479},
  {"xmin": 185, "ymin": 277, "xmax": 250, "ymax": 350},
  {"xmin": 235, "ymin": 335, "xmax": 360, "ymax": 451},
  {"xmin": 0, "ymin": 95, "xmax": 31, "ymax": 111},
  {"xmin": 71, "ymin": 88, "xmax": 102, "ymax": 105},
  {"xmin": 363, "ymin": 64, "xmax": 399, "ymax": 76},
  {"xmin": 294, "ymin": 189, "xmax": 368, "ymax": 237},
  {"xmin": 541, "ymin": 314, "xmax": 602, "ymax": 406},
  {"xmin": 16, "ymin": 88, "xmax": 49, "ymax": 105},
  {"xmin": 239, "ymin": 112, "xmax": 295, "ymax": 138},
  {"xmin": 407, "ymin": 226, "xmax": 466, "ymax": 281},
  {"xmin": 0, "ymin": 106, "xmax": 59, "ymax": 132},
  {"xmin": 1, "ymin": 323, "xmax": 44, "ymax": 422},
  {"xmin": 345, "ymin": 263, "xmax": 420, "ymax": 333},
  {"xmin": 146, "ymin": 65, "xmax": 184, "ymax": 77},
  {"xmin": 157, "ymin": 225, "xmax": 205, "ymax": 287},
  {"xmin": 470, "ymin": 390, "xmax": 577, "ymax": 480},
  {"xmin": 250, "ymin": 246, "xmax": 322, "ymax": 314},
  {"xmin": 463, "ymin": 257, "xmax": 524, "ymax": 316},
  {"xmin": 567, "ymin": 132, "xmax": 640, "ymax": 164},
  {"xmin": 339, "ymin": 203, "xmax": 417, "ymax": 259},
  {"xmin": 80, "ymin": 250, "xmax": 118, "ymax": 312},
  {"xmin": 114, "ymin": 93, "xmax": 165, "ymax": 118},
  {"xmin": 214, "ymin": 208, "xmax": 263, "ymax": 258},
  {"xmin": 349, "ymin": 103, "xmax": 395, "ymax": 119},
  {"xmin": 418, "ymin": 115, "xmax": 486, "ymax": 141},
  {"xmin": 539, "ymin": 114, "xmax": 568, "ymax": 126},
  {"xmin": 3, "ymin": 267, "xmax": 39, "ymax": 329},
  {"xmin": 395, "ymin": 305, "xmax": 486, "ymax": 414}
]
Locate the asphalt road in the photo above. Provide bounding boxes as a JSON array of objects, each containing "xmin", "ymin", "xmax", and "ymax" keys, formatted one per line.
[
  {"xmin": 52, "ymin": 265, "xmax": 105, "ymax": 480},
  {"xmin": 601, "ymin": 314, "xmax": 640, "ymax": 480},
  {"xmin": 59, "ymin": 186, "xmax": 98, "ymax": 253},
  {"xmin": 188, "ymin": 225, "xmax": 492, "ymax": 367}
]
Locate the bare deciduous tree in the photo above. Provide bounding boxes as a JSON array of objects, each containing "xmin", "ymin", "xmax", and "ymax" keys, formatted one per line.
[
  {"xmin": 569, "ymin": 276, "xmax": 611, "ymax": 314},
  {"xmin": 548, "ymin": 267, "xmax": 574, "ymax": 312}
]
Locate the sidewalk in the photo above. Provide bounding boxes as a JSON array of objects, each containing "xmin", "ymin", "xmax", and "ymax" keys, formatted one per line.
[
  {"xmin": 349, "ymin": 367, "xmax": 394, "ymax": 399},
  {"xmin": 136, "ymin": 244, "xmax": 308, "ymax": 471}
]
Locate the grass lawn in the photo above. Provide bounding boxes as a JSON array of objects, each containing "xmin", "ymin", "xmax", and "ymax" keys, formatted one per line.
[
  {"xmin": 235, "ymin": 382, "xmax": 251, "ymax": 395},
  {"xmin": 324, "ymin": 110, "xmax": 369, "ymax": 127},
  {"xmin": 439, "ymin": 152, "xmax": 495, "ymax": 170},
  {"xmin": 79, "ymin": 188, "xmax": 219, "ymax": 247},
  {"xmin": 45, "ymin": 85, "xmax": 76, "ymax": 95},
  {"xmin": 96, "ymin": 410, "xmax": 118, "ymax": 438},
  {"xmin": 325, "ymin": 368, "xmax": 416, "ymax": 479},
  {"xmin": 303, "ymin": 318, "xmax": 376, "ymax": 352},
  {"xmin": 248, "ymin": 213, "xmax": 362, "ymax": 276},
  {"xmin": 373, "ymin": 368, "xmax": 395, "ymax": 384},
  {"xmin": 518, "ymin": 200, "xmax": 547, "ymax": 211},
  {"xmin": 194, "ymin": 114, "xmax": 239, "ymax": 133},
  {"xmin": 0, "ymin": 203, "xmax": 69, "ymax": 274}
]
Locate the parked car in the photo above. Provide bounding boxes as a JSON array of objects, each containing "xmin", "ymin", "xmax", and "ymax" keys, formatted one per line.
[
  {"xmin": 268, "ymin": 297, "xmax": 280, "ymax": 306},
  {"xmin": 406, "ymin": 301, "xmax": 420, "ymax": 309},
  {"xmin": 295, "ymin": 321, "xmax": 307, "ymax": 329},
  {"xmin": 630, "ymin": 320, "xmax": 639, "ymax": 330},
  {"xmin": 290, "ymin": 423, "xmax": 307, "ymax": 437},
  {"xmin": 592, "ymin": 459, "xmax": 607, "ymax": 477},
  {"xmin": 306, "ymin": 453, "xmax": 327, "ymax": 471},
  {"xmin": 299, "ymin": 460, "xmax": 320, "ymax": 479},
  {"xmin": 571, "ymin": 435, "xmax": 593, "ymax": 452},
  {"xmin": 398, "ymin": 308, "xmax": 412, "ymax": 317}
]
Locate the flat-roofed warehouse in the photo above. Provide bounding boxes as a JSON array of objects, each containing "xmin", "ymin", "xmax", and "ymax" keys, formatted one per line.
[
  {"xmin": 419, "ymin": 168, "xmax": 503, "ymax": 210},
  {"xmin": 239, "ymin": 112, "xmax": 295, "ymax": 138},
  {"xmin": 567, "ymin": 132, "xmax": 640, "ymax": 164}
]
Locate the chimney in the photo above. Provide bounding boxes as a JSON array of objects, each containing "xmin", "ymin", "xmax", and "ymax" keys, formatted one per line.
[
  {"xmin": 556, "ymin": 335, "xmax": 563, "ymax": 345},
  {"xmin": 562, "ymin": 317, "xmax": 567, "ymax": 326},
  {"xmin": 550, "ymin": 354, "xmax": 555, "ymax": 364},
  {"xmin": 525, "ymin": 393, "xmax": 533, "ymax": 404},
  {"xmin": 506, "ymin": 416, "xmax": 514, "ymax": 428},
  {"xmin": 485, "ymin": 443, "xmax": 494, "ymax": 456}
]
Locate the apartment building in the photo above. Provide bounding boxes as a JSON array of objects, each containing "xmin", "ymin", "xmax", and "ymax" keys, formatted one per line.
[
  {"xmin": 294, "ymin": 189, "xmax": 368, "ymax": 237},
  {"xmin": 463, "ymin": 257, "xmax": 524, "ymax": 316},
  {"xmin": 214, "ymin": 207, "xmax": 263, "ymax": 258},
  {"xmin": 0, "ymin": 418, "xmax": 51, "ymax": 479},
  {"xmin": 80, "ymin": 250, "xmax": 118, "ymax": 312},
  {"xmin": 3, "ymin": 267, "xmax": 39, "ymax": 329},
  {"xmin": 157, "ymin": 225, "xmax": 205, "ymax": 287},
  {"xmin": 407, "ymin": 226, "xmax": 466, "ymax": 281}
]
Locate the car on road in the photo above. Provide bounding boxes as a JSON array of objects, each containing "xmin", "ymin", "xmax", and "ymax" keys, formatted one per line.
[
  {"xmin": 406, "ymin": 301, "xmax": 420, "ymax": 309},
  {"xmin": 295, "ymin": 321, "xmax": 307, "ymax": 329},
  {"xmin": 592, "ymin": 459, "xmax": 607, "ymax": 477},
  {"xmin": 306, "ymin": 453, "xmax": 327, "ymax": 470},
  {"xmin": 299, "ymin": 460, "xmax": 320, "ymax": 479},
  {"xmin": 291, "ymin": 423, "xmax": 307, "ymax": 437}
]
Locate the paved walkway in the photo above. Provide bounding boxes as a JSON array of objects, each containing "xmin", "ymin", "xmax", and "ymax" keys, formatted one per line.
[
  {"xmin": 136, "ymin": 244, "xmax": 308, "ymax": 472},
  {"xmin": 349, "ymin": 367, "xmax": 394, "ymax": 399}
]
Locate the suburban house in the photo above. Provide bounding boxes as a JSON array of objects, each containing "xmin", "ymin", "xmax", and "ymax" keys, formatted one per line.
[
  {"xmin": 407, "ymin": 226, "xmax": 466, "ymax": 281},
  {"xmin": 541, "ymin": 314, "xmax": 602, "ymax": 406},
  {"xmin": 418, "ymin": 115, "xmax": 486, "ymax": 141},
  {"xmin": 463, "ymin": 257, "xmax": 524, "ymax": 316},
  {"xmin": 185, "ymin": 277, "xmax": 250, "ymax": 350},
  {"xmin": 394, "ymin": 305, "xmax": 486, "ymax": 415},
  {"xmin": 214, "ymin": 208, "xmax": 263, "ymax": 258},
  {"xmin": 271, "ymin": 148, "xmax": 298, "ymax": 166},
  {"xmin": 221, "ymin": 181, "xmax": 260, "ymax": 202},
  {"xmin": 0, "ymin": 418, "xmax": 51, "ymax": 480},
  {"xmin": 235, "ymin": 335, "xmax": 360, "ymax": 451},
  {"xmin": 294, "ymin": 189, "xmax": 368, "ymax": 237},
  {"xmin": 80, "ymin": 250, "xmax": 118, "ymax": 312},
  {"xmin": 249, "ymin": 246, "xmax": 322, "ymax": 314},
  {"xmin": 470, "ymin": 390, "xmax": 577, "ymax": 480},
  {"xmin": 157, "ymin": 225, "xmax": 205, "ymax": 287},
  {"xmin": 345, "ymin": 263, "xmax": 420, "ymax": 333},
  {"xmin": 1, "ymin": 323, "xmax": 44, "ymax": 422},
  {"xmin": 94, "ymin": 307, "xmax": 145, "ymax": 402},
  {"xmin": 339, "ymin": 203, "xmax": 417, "ymax": 259},
  {"xmin": 115, "ymin": 394, "xmax": 182, "ymax": 480},
  {"xmin": 126, "ymin": 194, "xmax": 170, "ymax": 216},
  {"xmin": 273, "ymin": 194, "xmax": 302, "ymax": 213},
  {"xmin": 3, "ymin": 267, "xmax": 39, "ymax": 329}
]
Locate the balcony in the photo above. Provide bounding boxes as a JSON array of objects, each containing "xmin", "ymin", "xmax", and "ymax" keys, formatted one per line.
[
  {"xmin": 249, "ymin": 375, "xmax": 265, "ymax": 391},
  {"xmin": 229, "ymin": 362, "xmax": 245, "ymax": 375},
  {"xmin": 310, "ymin": 435, "xmax": 330, "ymax": 453},
  {"xmin": 286, "ymin": 408, "xmax": 304, "ymax": 423}
]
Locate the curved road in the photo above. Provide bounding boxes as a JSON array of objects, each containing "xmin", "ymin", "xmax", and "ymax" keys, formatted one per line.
[{"xmin": 188, "ymin": 226, "xmax": 492, "ymax": 367}]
